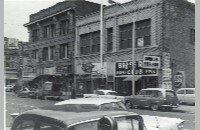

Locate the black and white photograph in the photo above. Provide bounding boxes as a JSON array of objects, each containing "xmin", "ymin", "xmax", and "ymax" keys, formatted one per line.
[{"xmin": 4, "ymin": 0, "xmax": 195, "ymax": 130}]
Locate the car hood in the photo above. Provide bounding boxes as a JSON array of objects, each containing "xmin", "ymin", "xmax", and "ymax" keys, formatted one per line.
[{"xmin": 141, "ymin": 115, "xmax": 184, "ymax": 130}]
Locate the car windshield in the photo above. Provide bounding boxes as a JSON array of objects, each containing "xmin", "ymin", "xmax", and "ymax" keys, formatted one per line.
[
  {"xmin": 68, "ymin": 116, "xmax": 140, "ymax": 130},
  {"xmin": 107, "ymin": 92, "xmax": 117, "ymax": 95},
  {"xmin": 40, "ymin": 102, "xmax": 126, "ymax": 112},
  {"xmin": 40, "ymin": 104, "xmax": 100, "ymax": 112}
]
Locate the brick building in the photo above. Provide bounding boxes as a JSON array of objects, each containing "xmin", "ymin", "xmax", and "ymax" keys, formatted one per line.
[
  {"xmin": 24, "ymin": 0, "xmax": 100, "ymax": 91},
  {"xmin": 75, "ymin": 0, "xmax": 195, "ymax": 95},
  {"xmin": 4, "ymin": 37, "xmax": 29, "ymax": 85}
]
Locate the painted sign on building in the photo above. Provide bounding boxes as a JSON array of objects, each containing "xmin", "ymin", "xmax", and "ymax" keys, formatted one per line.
[
  {"xmin": 174, "ymin": 71, "xmax": 185, "ymax": 88},
  {"xmin": 115, "ymin": 60, "xmax": 158, "ymax": 76},
  {"xmin": 44, "ymin": 67, "xmax": 56, "ymax": 75},
  {"xmin": 143, "ymin": 55, "xmax": 160, "ymax": 69}
]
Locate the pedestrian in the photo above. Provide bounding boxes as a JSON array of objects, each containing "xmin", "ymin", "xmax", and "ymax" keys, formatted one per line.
[{"xmin": 71, "ymin": 88, "xmax": 76, "ymax": 99}]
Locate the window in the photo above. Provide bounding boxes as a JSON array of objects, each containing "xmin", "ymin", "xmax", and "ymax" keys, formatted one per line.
[
  {"xmin": 186, "ymin": 90, "xmax": 194, "ymax": 94},
  {"xmin": 42, "ymin": 47, "xmax": 48, "ymax": 61},
  {"xmin": 60, "ymin": 20, "xmax": 69, "ymax": 35},
  {"xmin": 32, "ymin": 29, "xmax": 39, "ymax": 42},
  {"xmin": 51, "ymin": 24, "xmax": 56, "ymax": 38},
  {"xmin": 177, "ymin": 90, "xmax": 185, "ymax": 94},
  {"xmin": 135, "ymin": 19, "xmax": 151, "ymax": 47},
  {"xmin": 43, "ymin": 25, "xmax": 50, "ymax": 39},
  {"xmin": 107, "ymin": 28, "xmax": 113, "ymax": 52},
  {"xmin": 91, "ymin": 31, "xmax": 100, "ymax": 54},
  {"xmin": 80, "ymin": 31, "xmax": 100, "ymax": 55},
  {"xmin": 49, "ymin": 46, "xmax": 55, "ymax": 60},
  {"xmin": 119, "ymin": 23, "xmax": 133, "ymax": 50},
  {"xmin": 190, "ymin": 29, "xmax": 195, "ymax": 45},
  {"xmin": 32, "ymin": 49, "xmax": 39, "ymax": 62},
  {"xmin": 60, "ymin": 44, "xmax": 69, "ymax": 59}
]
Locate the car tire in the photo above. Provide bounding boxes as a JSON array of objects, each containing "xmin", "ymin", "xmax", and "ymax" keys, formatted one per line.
[
  {"xmin": 125, "ymin": 101, "xmax": 132, "ymax": 109},
  {"xmin": 150, "ymin": 104, "xmax": 159, "ymax": 111}
]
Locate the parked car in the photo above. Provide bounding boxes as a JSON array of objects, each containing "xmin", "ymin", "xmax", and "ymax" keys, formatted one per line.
[
  {"xmin": 176, "ymin": 88, "xmax": 195, "ymax": 105},
  {"xmin": 125, "ymin": 88, "xmax": 179, "ymax": 111},
  {"xmin": 53, "ymin": 98, "xmax": 127, "ymax": 111},
  {"xmin": 17, "ymin": 88, "xmax": 35, "ymax": 98},
  {"xmin": 83, "ymin": 89, "xmax": 125, "ymax": 102},
  {"xmin": 9, "ymin": 107, "xmax": 185, "ymax": 130},
  {"xmin": 5, "ymin": 85, "xmax": 14, "ymax": 92}
]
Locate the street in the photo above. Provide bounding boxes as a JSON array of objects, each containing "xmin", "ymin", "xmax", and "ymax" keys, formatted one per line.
[{"xmin": 6, "ymin": 93, "xmax": 195, "ymax": 130}]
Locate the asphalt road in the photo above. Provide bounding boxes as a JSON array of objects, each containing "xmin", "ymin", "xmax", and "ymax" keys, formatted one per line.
[{"xmin": 5, "ymin": 93, "xmax": 195, "ymax": 130}]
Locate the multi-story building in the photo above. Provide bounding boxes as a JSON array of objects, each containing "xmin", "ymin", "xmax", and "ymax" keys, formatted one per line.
[
  {"xmin": 24, "ymin": 0, "xmax": 100, "ymax": 91},
  {"xmin": 4, "ymin": 37, "xmax": 29, "ymax": 85},
  {"xmin": 75, "ymin": 0, "xmax": 195, "ymax": 95}
]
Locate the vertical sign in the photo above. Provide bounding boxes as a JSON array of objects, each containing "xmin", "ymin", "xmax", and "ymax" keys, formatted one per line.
[{"xmin": 162, "ymin": 52, "xmax": 172, "ymax": 89}]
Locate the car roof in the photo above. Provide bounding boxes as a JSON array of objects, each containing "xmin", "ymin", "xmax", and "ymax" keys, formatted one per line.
[
  {"xmin": 177, "ymin": 88, "xmax": 195, "ymax": 91},
  {"xmin": 97, "ymin": 89, "xmax": 116, "ymax": 92},
  {"xmin": 17, "ymin": 109, "xmax": 138, "ymax": 128},
  {"xmin": 55, "ymin": 98, "xmax": 121, "ymax": 105},
  {"xmin": 141, "ymin": 88, "xmax": 174, "ymax": 91}
]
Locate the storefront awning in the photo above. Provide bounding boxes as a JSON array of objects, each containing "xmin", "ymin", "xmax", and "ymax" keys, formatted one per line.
[{"xmin": 123, "ymin": 76, "xmax": 142, "ymax": 81}]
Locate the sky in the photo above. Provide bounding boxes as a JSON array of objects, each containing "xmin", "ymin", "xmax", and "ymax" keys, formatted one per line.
[{"xmin": 4, "ymin": 0, "xmax": 195, "ymax": 42}]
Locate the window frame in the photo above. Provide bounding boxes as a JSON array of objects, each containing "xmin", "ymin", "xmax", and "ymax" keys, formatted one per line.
[
  {"xmin": 119, "ymin": 23, "xmax": 133, "ymax": 50},
  {"xmin": 135, "ymin": 19, "xmax": 151, "ymax": 48}
]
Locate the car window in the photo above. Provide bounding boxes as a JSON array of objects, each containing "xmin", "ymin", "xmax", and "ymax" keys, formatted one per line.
[
  {"xmin": 186, "ymin": 90, "xmax": 194, "ymax": 94},
  {"xmin": 177, "ymin": 90, "xmax": 185, "ymax": 94},
  {"xmin": 151, "ymin": 91, "xmax": 162, "ymax": 97},
  {"xmin": 15, "ymin": 120, "xmax": 35, "ymax": 130},
  {"xmin": 107, "ymin": 92, "xmax": 117, "ymax": 95},
  {"xmin": 100, "ymin": 102, "xmax": 126, "ymax": 110},
  {"xmin": 13, "ymin": 120, "xmax": 63, "ymax": 130},
  {"xmin": 166, "ymin": 90, "xmax": 176, "ymax": 97},
  {"xmin": 97, "ymin": 91, "xmax": 104, "ymax": 95}
]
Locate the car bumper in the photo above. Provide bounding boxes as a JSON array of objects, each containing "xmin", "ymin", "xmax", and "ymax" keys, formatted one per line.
[{"xmin": 161, "ymin": 104, "xmax": 179, "ymax": 108}]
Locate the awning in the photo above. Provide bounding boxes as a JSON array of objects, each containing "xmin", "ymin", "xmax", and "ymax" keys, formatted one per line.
[{"xmin": 123, "ymin": 76, "xmax": 142, "ymax": 81}]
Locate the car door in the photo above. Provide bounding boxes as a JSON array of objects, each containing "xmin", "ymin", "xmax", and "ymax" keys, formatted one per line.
[
  {"xmin": 185, "ymin": 89, "xmax": 195, "ymax": 104},
  {"xmin": 134, "ymin": 90, "xmax": 150, "ymax": 107},
  {"xmin": 176, "ymin": 89, "xmax": 185, "ymax": 103}
]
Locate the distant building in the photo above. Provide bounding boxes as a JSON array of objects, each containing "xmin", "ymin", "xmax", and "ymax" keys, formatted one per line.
[
  {"xmin": 24, "ymin": 0, "xmax": 100, "ymax": 90},
  {"xmin": 75, "ymin": 0, "xmax": 195, "ymax": 95},
  {"xmin": 4, "ymin": 37, "xmax": 30, "ymax": 85}
]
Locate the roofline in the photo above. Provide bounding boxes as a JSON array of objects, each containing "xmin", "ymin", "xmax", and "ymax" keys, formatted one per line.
[{"xmin": 24, "ymin": 8, "xmax": 72, "ymax": 27}]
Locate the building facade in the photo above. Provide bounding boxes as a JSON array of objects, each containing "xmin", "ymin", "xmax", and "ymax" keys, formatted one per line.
[
  {"xmin": 24, "ymin": 0, "xmax": 100, "ymax": 91},
  {"xmin": 4, "ymin": 37, "xmax": 30, "ymax": 85},
  {"xmin": 75, "ymin": 0, "xmax": 195, "ymax": 95}
]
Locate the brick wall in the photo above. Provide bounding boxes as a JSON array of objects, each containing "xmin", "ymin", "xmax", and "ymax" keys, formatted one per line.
[{"xmin": 162, "ymin": 0, "xmax": 195, "ymax": 88}]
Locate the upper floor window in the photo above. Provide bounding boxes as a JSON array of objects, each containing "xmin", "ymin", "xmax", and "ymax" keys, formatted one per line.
[
  {"xmin": 190, "ymin": 29, "xmax": 195, "ymax": 45},
  {"xmin": 107, "ymin": 28, "xmax": 113, "ymax": 52},
  {"xmin": 80, "ymin": 31, "xmax": 100, "ymax": 55},
  {"xmin": 50, "ymin": 24, "xmax": 56, "ymax": 38},
  {"xmin": 32, "ymin": 49, "xmax": 39, "ymax": 62},
  {"xmin": 135, "ymin": 19, "xmax": 151, "ymax": 47},
  {"xmin": 119, "ymin": 23, "xmax": 133, "ymax": 50},
  {"xmin": 60, "ymin": 44, "xmax": 69, "ymax": 59},
  {"xmin": 42, "ymin": 47, "xmax": 48, "ymax": 61},
  {"xmin": 32, "ymin": 29, "xmax": 39, "ymax": 42},
  {"xmin": 49, "ymin": 46, "xmax": 55, "ymax": 60},
  {"xmin": 60, "ymin": 20, "xmax": 69, "ymax": 35},
  {"xmin": 43, "ymin": 25, "xmax": 50, "ymax": 39}
]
